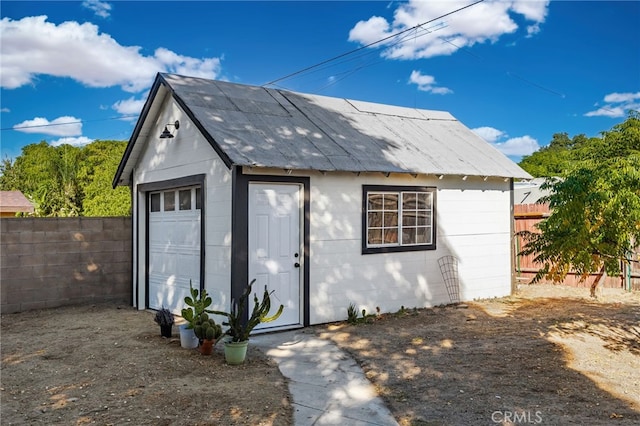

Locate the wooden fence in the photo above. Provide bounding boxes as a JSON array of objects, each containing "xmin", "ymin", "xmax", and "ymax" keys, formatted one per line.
[{"xmin": 514, "ymin": 204, "xmax": 640, "ymax": 290}]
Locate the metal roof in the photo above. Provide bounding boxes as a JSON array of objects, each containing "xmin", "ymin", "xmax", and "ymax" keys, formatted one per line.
[
  {"xmin": 114, "ymin": 73, "xmax": 531, "ymax": 186},
  {"xmin": 0, "ymin": 191, "xmax": 34, "ymax": 213}
]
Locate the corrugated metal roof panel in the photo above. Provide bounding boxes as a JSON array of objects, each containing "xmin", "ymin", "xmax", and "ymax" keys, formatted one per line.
[{"xmin": 162, "ymin": 73, "xmax": 531, "ymax": 179}]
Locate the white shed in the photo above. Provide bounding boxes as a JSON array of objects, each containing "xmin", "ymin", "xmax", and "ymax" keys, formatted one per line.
[{"xmin": 114, "ymin": 73, "xmax": 531, "ymax": 330}]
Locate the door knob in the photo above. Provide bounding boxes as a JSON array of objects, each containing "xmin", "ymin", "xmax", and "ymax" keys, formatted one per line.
[{"xmin": 294, "ymin": 262, "xmax": 300, "ymax": 268}]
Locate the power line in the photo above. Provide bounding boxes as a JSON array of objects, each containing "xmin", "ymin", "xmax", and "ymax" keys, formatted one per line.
[
  {"xmin": 1, "ymin": 114, "xmax": 139, "ymax": 132},
  {"xmin": 262, "ymin": 0, "xmax": 485, "ymax": 88}
]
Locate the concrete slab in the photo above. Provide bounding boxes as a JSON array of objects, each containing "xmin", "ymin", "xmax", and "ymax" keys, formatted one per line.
[{"xmin": 252, "ymin": 328, "xmax": 399, "ymax": 426}]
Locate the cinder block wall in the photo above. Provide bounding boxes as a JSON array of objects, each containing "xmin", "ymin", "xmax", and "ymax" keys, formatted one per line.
[{"xmin": 1, "ymin": 217, "xmax": 132, "ymax": 313}]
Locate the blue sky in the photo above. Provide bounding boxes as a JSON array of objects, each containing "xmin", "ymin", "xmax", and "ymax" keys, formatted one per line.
[{"xmin": 1, "ymin": 0, "xmax": 639, "ymax": 163}]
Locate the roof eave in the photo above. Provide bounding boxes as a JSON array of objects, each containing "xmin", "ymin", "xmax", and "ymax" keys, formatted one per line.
[{"xmin": 112, "ymin": 73, "xmax": 166, "ymax": 188}]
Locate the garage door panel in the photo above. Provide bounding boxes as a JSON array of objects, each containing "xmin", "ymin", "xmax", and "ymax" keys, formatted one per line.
[
  {"xmin": 148, "ymin": 187, "xmax": 201, "ymax": 314},
  {"xmin": 177, "ymin": 251, "xmax": 199, "ymax": 280}
]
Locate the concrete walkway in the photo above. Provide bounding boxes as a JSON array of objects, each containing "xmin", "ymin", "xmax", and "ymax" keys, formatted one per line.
[{"xmin": 252, "ymin": 328, "xmax": 399, "ymax": 426}]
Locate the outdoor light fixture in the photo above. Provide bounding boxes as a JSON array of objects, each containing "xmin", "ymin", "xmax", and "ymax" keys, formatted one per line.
[{"xmin": 159, "ymin": 120, "xmax": 180, "ymax": 139}]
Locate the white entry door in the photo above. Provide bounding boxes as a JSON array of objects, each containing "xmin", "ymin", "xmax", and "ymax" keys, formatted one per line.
[
  {"xmin": 249, "ymin": 183, "xmax": 302, "ymax": 330},
  {"xmin": 148, "ymin": 187, "xmax": 201, "ymax": 314}
]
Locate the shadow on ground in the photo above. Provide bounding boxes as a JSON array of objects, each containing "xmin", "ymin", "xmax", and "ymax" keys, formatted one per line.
[{"xmin": 318, "ymin": 294, "xmax": 640, "ymax": 425}]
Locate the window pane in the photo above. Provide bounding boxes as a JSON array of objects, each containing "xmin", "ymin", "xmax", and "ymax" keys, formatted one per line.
[
  {"xmin": 383, "ymin": 194, "xmax": 398, "ymax": 210},
  {"xmin": 402, "ymin": 228, "xmax": 416, "ymax": 244},
  {"xmin": 368, "ymin": 229, "xmax": 382, "ymax": 245},
  {"xmin": 368, "ymin": 211, "xmax": 383, "ymax": 227},
  {"xmin": 164, "ymin": 191, "xmax": 175, "ymax": 211},
  {"xmin": 383, "ymin": 212, "xmax": 398, "ymax": 227},
  {"xmin": 367, "ymin": 192, "xmax": 400, "ymax": 247},
  {"xmin": 383, "ymin": 228, "xmax": 398, "ymax": 244},
  {"xmin": 179, "ymin": 190, "xmax": 191, "ymax": 210},
  {"xmin": 403, "ymin": 212, "xmax": 417, "ymax": 227},
  {"xmin": 415, "ymin": 211, "xmax": 431, "ymax": 226},
  {"xmin": 150, "ymin": 193, "xmax": 160, "ymax": 212},
  {"xmin": 417, "ymin": 193, "xmax": 431, "ymax": 209},
  {"xmin": 195, "ymin": 187, "xmax": 202, "ymax": 210},
  {"xmin": 368, "ymin": 193, "xmax": 383, "ymax": 210},
  {"xmin": 416, "ymin": 227, "xmax": 431, "ymax": 244},
  {"xmin": 403, "ymin": 193, "xmax": 417, "ymax": 209}
]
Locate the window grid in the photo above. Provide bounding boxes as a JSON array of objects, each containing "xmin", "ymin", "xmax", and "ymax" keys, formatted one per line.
[
  {"xmin": 150, "ymin": 187, "xmax": 201, "ymax": 213},
  {"xmin": 366, "ymin": 190, "xmax": 433, "ymax": 248}
]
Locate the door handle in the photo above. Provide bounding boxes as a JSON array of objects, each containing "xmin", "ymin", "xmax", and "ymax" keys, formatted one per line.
[{"xmin": 294, "ymin": 262, "xmax": 300, "ymax": 268}]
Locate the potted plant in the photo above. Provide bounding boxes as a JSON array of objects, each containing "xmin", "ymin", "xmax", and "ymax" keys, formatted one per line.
[
  {"xmin": 192, "ymin": 313, "xmax": 223, "ymax": 355},
  {"xmin": 181, "ymin": 281, "xmax": 216, "ymax": 350},
  {"xmin": 154, "ymin": 307, "xmax": 175, "ymax": 338},
  {"xmin": 212, "ymin": 279, "xmax": 284, "ymax": 365}
]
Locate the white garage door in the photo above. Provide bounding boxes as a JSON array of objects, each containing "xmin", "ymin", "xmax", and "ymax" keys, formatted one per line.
[{"xmin": 148, "ymin": 187, "xmax": 201, "ymax": 314}]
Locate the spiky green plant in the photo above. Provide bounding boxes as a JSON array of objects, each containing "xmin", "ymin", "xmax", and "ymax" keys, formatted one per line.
[
  {"xmin": 211, "ymin": 279, "xmax": 284, "ymax": 343},
  {"xmin": 346, "ymin": 303, "xmax": 359, "ymax": 324}
]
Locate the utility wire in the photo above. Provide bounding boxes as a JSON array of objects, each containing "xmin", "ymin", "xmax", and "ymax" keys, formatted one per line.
[
  {"xmin": 290, "ymin": 22, "xmax": 448, "ymax": 93},
  {"xmin": 1, "ymin": 114, "xmax": 139, "ymax": 132},
  {"xmin": 262, "ymin": 0, "xmax": 485, "ymax": 87}
]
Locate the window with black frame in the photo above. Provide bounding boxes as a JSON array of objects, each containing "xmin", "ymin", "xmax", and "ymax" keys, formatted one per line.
[{"xmin": 362, "ymin": 185, "xmax": 436, "ymax": 254}]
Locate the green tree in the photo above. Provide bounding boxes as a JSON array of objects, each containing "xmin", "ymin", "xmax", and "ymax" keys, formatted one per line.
[
  {"xmin": 0, "ymin": 140, "xmax": 131, "ymax": 217},
  {"xmin": 78, "ymin": 141, "xmax": 130, "ymax": 216},
  {"xmin": 519, "ymin": 133, "xmax": 596, "ymax": 177},
  {"xmin": 520, "ymin": 152, "xmax": 640, "ymax": 296},
  {"xmin": 577, "ymin": 110, "xmax": 640, "ymax": 161},
  {"xmin": 0, "ymin": 141, "xmax": 77, "ymax": 216},
  {"xmin": 519, "ymin": 111, "xmax": 640, "ymax": 177}
]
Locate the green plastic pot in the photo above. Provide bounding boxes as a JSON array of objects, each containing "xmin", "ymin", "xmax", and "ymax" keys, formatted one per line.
[{"xmin": 224, "ymin": 340, "xmax": 249, "ymax": 365}]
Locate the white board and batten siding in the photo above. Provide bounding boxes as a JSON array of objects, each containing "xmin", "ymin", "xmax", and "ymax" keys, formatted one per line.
[
  {"xmin": 132, "ymin": 102, "xmax": 233, "ymax": 314},
  {"xmin": 306, "ymin": 171, "xmax": 512, "ymax": 324}
]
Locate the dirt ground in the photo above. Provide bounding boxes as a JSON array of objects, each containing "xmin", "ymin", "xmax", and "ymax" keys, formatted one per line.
[
  {"xmin": 318, "ymin": 285, "xmax": 640, "ymax": 425},
  {"xmin": 0, "ymin": 305, "xmax": 292, "ymax": 425},
  {"xmin": 2, "ymin": 285, "xmax": 639, "ymax": 426}
]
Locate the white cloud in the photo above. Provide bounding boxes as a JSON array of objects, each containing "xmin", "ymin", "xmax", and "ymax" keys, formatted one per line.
[
  {"xmin": 408, "ymin": 70, "xmax": 452, "ymax": 94},
  {"xmin": 1, "ymin": 107, "xmax": 10, "ymax": 113},
  {"xmin": 604, "ymin": 92, "xmax": 640, "ymax": 103},
  {"xmin": 585, "ymin": 92, "xmax": 640, "ymax": 118},
  {"xmin": 0, "ymin": 16, "xmax": 222, "ymax": 92},
  {"xmin": 82, "ymin": 0, "xmax": 112, "ymax": 19},
  {"xmin": 526, "ymin": 23, "xmax": 541, "ymax": 38},
  {"xmin": 472, "ymin": 126, "xmax": 505, "ymax": 143},
  {"xmin": 511, "ymin": 0, "xmax": 549, "ymax": 22},
  {"xmin": 14, "ymin": 116, "xmax": 82, "ymax": 137},
  {"xmin": 494, "ymin": 135, "xmax": 540, "ymax": 156},
  {"xmin": 348, "ymin": 0, "xmax": 549, "ymax": 60},
  {"xmin": 51, "ymin": 136, "xmax": 94, "ymax": 147},
  {"xmin": 112, "ymin": 96, "xmax": 146, "ymax": 116},
  {"xmin": 473, "ymin": 126, "xmax": 539, "ymax": 156}
]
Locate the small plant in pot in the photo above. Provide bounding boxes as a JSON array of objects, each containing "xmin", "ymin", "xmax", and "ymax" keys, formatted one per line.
[
  {"xmin": 181, "ymin": 280, "xmax": 217, "ymax": 351},
  {"xmin": 192, "ymin": 313, "xmax": 223, "ymax": 355},
  {"xmin": 211, "ymin": 279, "xmax": 284, "ymax": 365},
  {"xmin": 154, "ymin": 307, "xmax": 175, "ymax": 338}
]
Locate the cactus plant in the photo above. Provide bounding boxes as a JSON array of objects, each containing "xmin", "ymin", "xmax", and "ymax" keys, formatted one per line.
[
  {"xmin": 154, "ymin": 307, "xmax": 174, "ymax": 337},
  {"xmin": 212, "ymin": 279, "xmax": 284, "ymax": 343},
  {"xmin": 192, "ymin": 312, "xmax": 223, "ymax": 342},
  {"xmin": 181, "ymin": 280, "xmax": 215, "ymax": 331},
  {"xmin": 154, "ymin": 307, "xmax": 175, "ymax": 327}
]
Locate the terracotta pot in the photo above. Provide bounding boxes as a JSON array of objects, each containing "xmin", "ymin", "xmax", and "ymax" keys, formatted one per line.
[{"xmin": 199, "ymin": 339, "xmax": 215, "ymax": 355}]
